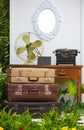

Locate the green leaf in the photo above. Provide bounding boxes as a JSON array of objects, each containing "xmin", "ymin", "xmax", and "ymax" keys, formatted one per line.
[{"xmin": 66, "ymin": 79, "xmax": 77, "ymax": 96}]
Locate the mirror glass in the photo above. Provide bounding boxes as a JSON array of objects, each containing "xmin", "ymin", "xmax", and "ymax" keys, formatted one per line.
[
  {"xmin": 32, "ymin": 0, "xmax": 61, "ymax": 41},
  {"xmin": 38, "ymin": 9, "xmax": 56, "ymax": 33}
]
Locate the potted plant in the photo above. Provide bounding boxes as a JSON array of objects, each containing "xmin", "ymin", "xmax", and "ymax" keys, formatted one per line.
[{"xmin": 58, "ymin": 79, "xmax": 77, "ymax": 113}]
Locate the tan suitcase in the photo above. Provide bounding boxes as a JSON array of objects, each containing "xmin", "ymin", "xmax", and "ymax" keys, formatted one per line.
[{"xmin": 6, "ymin": 67, "xmax": 56, "ymax": 83}]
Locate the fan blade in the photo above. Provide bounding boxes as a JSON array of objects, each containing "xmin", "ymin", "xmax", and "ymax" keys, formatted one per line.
[
  {"xmin": 30, "ymin": 40, "xmax": 42, "ymax": 48},
  {"xmin": 16, "ymin": 47, "xmax": 26, "ymax": 54},
  {"xmin": 28, "ymin": 48, "xmax": 36, "ymax": 60},
  {"xmin": 22, "ymin": 34, "xmax": 30, "ymax": 44}
]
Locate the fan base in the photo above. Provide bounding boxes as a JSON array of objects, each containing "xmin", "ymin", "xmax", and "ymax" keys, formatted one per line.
[{"xmin": 24, "ymin": 60, "xmax": 34, "ymax": 65}]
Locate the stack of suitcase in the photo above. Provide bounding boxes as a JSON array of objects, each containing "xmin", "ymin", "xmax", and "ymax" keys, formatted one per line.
[{"xmin": 5, "ymin": 65, "xmax": 61, "ymax": 117}]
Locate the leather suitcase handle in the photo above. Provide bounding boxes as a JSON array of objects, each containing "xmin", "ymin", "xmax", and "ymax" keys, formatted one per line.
[
  {"xmin": 29, "ymin": 89, "xmax": 38, "ymax": 94},
  {"xmin": 28, "ymin": 77, "xmax": 38, "ymax": 82},
  {"xmin": 29, "ymin": 107, "xmax": 44, "ymax": 111},
  {"xmin": 24, "ymin": 107, "xmax": 45, "ymax": 111}
]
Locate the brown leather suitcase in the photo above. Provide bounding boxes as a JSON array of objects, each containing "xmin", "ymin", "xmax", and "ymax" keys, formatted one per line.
[
  {"xmin": 4, "ymin": 100, "xmax": 61, "ymax": 118},
  {"xmin": 6, "ymin": 67, "xmax": 56, "ymax": 83},
  {"xmin": 5, "ymin": 83, "xmax": 58, "ymax": 102}
]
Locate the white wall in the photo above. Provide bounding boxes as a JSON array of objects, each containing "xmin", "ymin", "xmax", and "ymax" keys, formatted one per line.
[
  {"xmin": 81, "ymin": 0, "xmax": 84, "ymax": 84},
  {"xmin": 10, "ymin": 0, "xmax": 84, "ymax": 83}
]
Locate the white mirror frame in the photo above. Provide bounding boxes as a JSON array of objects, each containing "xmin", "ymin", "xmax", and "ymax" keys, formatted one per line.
[{"xmin": 32, "ymin": 0, "xmax": 61, "ymax": 41}]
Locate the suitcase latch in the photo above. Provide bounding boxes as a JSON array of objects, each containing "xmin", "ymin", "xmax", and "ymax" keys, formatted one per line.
[
  {"xmin": 15, "ymin": 84, "xmax": 22, "ymax": 95},
  {"xmin": 44, "ymin": 71, "xmax": 50, "ymax": 81},
  {"xmin": 16, "ymin": 70, "xmax": 23, "ymax": 81},
  {"xmin": 16, "ymin": 77, "xmax": 22, "ymax": 81},
  {"xmin": 45, "ymin": 85, "xmax": 51, "ymax": 95}
]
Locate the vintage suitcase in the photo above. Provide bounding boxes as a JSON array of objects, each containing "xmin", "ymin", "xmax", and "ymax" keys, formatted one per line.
[
  {"xmin": 53, "ymin": 49, "xmax": 78, "ymax": 65},
  {"xmin": 5, "ymin": 83, "xmax": 58, "ymax": 102},
  {"xmin": 6, "ymin": 67, "xmax": 56, "ymax": 83},
  {"xmin": 4, "ymin": 101, "xmax": 61, "ymax": 118}
]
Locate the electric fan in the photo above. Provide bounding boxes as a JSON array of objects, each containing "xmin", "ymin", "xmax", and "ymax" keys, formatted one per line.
[{"xmin": 14, "ymin": 32, "xmax": 43, "ymax": 64}]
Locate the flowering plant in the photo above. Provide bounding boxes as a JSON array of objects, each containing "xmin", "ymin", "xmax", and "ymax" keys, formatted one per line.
[
  {"xmin": 0, "ymin": 127, "xmax": 4, "ymax": 130},
  {"xmin": 0, "ymin": 108, "xmax": 84, "ymax": 130}
]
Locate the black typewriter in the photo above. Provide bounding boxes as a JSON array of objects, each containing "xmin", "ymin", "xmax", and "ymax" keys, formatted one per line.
[{"xmin": 53, "ymin": 48, "xmax": 80, "ymax": 65}]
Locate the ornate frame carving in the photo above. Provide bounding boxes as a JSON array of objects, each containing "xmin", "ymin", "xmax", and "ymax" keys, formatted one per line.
[{"xmin": 32, "ymin": 0, "xmax": 61, "ymax": 41}]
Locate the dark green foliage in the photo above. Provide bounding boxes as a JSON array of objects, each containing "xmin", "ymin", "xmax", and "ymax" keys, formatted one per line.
[
  {"xmin": 74, "ymin": 102, "xmax": 84, "ymax": 114},
  {"xmin": 82, "ymin": 84, "xmax": 84, "ymax": 93},
  {"xmin": 0, "ymin": 108, "xmax": 41, "ymax": 130},
  {"xmin": 58, "ymin": 79, "xmax": 78, "ymax": 113},
  {"xmin": 0, "ymin": 0, "xmax": 9, "ymax": 72},
  {"xmin": 0, "ymin": 107, "xmax": 84, "ymax": 130},
  {"xmin": 63, "ymin": 109, "xmax": 80, "ymax": 128},
  {"xmin": 40, "ymin": 109, "xmax": 64, "ymax": 130},
  {"xmin": 0, "ymin": 73, "xmax": 7, "ymax": 108}
]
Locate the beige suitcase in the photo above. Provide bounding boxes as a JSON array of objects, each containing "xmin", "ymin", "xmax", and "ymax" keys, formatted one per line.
[{"xmin": 7, "ymin": 67, "xmax": 56, "ymax": 83}]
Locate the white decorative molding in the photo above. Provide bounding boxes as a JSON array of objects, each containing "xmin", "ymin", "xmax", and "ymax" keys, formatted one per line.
[{"xmin": 32, "ymin": 0, "xmax": 61, "ymax": 41}]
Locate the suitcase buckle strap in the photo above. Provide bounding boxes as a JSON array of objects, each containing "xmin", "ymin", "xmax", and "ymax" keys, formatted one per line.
[{"xmin": 44, "ymin": 71, "xmax": 50, "ymax": 81}]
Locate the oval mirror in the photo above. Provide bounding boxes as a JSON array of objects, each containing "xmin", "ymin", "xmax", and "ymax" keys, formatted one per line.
[
  {"xmin": 38, "ymin": 9, "xmax": 56, "ymax": 34},
  {"xmin": 32, "ymin": 0, "xmax": 61, "ymax": 41}
]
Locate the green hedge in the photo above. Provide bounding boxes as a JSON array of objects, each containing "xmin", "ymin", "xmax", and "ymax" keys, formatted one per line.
[{"xmin": 0, "ymin": 0, "xmax": 9, "ymax": 72}]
